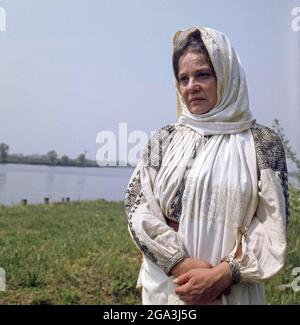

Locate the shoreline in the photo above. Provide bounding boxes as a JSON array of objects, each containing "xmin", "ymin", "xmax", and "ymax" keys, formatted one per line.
[{"xmin": 0, "ymin": 161, "xmax": 136, "ymax": 168}]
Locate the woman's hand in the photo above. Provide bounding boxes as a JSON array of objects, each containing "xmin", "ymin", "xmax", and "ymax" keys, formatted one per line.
[
  {"xmin": 170, "ymin": 257, "xmax": 212, "ymax": 278},
  {"xmin": 174, "ymin": 262, "xmax": 232, "ymax": 304}
]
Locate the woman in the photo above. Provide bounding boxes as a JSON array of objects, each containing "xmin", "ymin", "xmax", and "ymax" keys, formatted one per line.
[{"xmin": 124, "ymin": 26, "xmax": 289, "ymax": 305}]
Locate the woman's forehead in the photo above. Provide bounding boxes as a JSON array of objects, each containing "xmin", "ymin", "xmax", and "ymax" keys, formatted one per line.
[{"xmin": 178, "ymin": 52, "xmax": 212, "ymax": 71}]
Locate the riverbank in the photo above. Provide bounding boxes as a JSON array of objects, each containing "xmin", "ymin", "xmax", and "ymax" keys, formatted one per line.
[
  {"xmin": 0, "ymin": 193, "xmax": 299, "ymax": 304},
  {"xmin": 0, "ymin": 161, "xmax": 135, "ymax": 168}
]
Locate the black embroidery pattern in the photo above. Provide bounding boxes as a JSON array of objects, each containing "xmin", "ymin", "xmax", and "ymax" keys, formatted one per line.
[
  {"xmin": 124, "ymin": 170, "xmax": 142, "ymax": 215},
  {"xmin": 124, "ymin": 169, "xmax": 158, "ymax": 264},
  {"xmin": 251, "ymin": 123, "xmax": 290, "ymax": 226},
  {"xmin": 142, "ymin": 124, "xmax": 176, "ymax": 171},
  {"xmin": 166, "ymin": 134, "xmax": 212, "ymax": 224},
  {"xmin": 167, "ymin": 186, "xmax": 184, "ymax": 223}
]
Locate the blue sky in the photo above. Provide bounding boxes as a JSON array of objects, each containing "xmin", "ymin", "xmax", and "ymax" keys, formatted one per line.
[{"xmin": 0, "ymin": 0, "xmax": 299, "ymax": 160}]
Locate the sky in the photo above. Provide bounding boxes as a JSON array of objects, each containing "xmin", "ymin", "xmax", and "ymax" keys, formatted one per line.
[{"xmin": 0, "ymin": 0, "xmax": 299, "ymax": 161}]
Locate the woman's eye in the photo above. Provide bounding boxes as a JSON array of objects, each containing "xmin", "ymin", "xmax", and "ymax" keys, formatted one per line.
[
  {"xmin": 197, "ymin": 72, "xmax": 210, "ymax": 79},
  {"xmin": 179, "ymin": 76, "xmax": 188, "ymax": 83}
]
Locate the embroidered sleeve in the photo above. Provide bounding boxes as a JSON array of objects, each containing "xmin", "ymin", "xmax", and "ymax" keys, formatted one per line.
[
  {"xmin": 252, "ymin": 123, "xmax": 290, "ymax": 227},
  {"xmin": 124, "ymin": 125, "xmax": 189, "ymax": 275},
  {"xmin": 231, "ymin": 124, "xmax": 288, "ymax": 283}
]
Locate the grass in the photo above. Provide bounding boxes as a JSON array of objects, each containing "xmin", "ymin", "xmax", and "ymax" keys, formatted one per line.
[
  {"xmin": 0, "ymin": 200, "xmax": 142, "ymax": 305},
  {"xmin": 265, "ymin": 185, "xmax": 300, "ymax": 304},
  {"xmin": 0, "ymin": 187, "xmax": 299, "ymax": 305}
]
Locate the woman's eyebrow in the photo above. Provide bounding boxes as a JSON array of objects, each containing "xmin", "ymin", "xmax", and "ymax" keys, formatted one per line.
[
  {"xmin": 178, "ymin": 67, "xmax": 213, "ymax": 77},
  {"xmin": 178, "ymin": 72, "xmax": 186, "ymax": 77},
  {"xmin": 195, "ymin": 66, "xmax": 212, "ymax": 72}
]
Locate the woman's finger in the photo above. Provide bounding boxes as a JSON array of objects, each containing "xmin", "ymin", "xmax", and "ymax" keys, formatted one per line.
[
  {"xmin": 173, "ymin": 271, "xmax": 190, "ymax": 286},
  {"xmin": 178, "ymin": 294, "xmax": 194, "ymax": 303},
  {"xmin": 175, "ymin": 281, "xmax": 191, "ymax": 295}
]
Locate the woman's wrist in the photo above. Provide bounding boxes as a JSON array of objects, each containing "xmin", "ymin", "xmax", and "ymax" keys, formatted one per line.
[
  {"xmin": 212, "ymin": 262, "xmax": 232, "ymax": 291},
  {"xmin": 221, "ymin": 256, "xmax": 241, "ymax": 284},
  {"xmin": 170, "ymin": 257, "xmax": 190, "ymax": 277},
  {"xmin": 170, "ymin": 257, "xmax": 213, "ymax": 277}
]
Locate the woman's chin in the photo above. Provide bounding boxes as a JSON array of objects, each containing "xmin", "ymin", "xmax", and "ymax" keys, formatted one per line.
[{"xmin": 188, "ymin": 105, "xmax": 213, "ymax": 115}]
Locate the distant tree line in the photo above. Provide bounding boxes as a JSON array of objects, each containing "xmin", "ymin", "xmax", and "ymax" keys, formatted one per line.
[
  {"xmin": 0, "ymin": 143, "xmax": 123, "ymax": 167},
  {"xmin": 0, "ymin": 143, "xmax": 132, "ymax": 167}
]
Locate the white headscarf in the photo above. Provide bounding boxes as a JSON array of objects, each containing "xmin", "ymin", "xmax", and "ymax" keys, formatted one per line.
[{"xmin": 174, "ymin": 26, "xmax": 254, "ymax": 135}]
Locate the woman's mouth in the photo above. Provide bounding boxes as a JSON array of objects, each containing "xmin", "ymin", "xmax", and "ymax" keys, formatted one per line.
[{"xmin": 190, "ymin": 97, "xmax": 206, "ymax": 104}]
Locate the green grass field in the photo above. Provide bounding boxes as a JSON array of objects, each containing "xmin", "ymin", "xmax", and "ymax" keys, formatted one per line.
[
  {"xmin": 0, "ymin": 189, "xmax": 299, "ymax": 305},
  {"xmin": 0, "ymin": 200, "xmax": 141, "ymax": 304}
]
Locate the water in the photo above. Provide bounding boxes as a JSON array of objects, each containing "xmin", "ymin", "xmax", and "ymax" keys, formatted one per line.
[
  {"xmin": 0, "ymin": 164, "xmax": 135, "ymax": 206},
  {"xmin": 1, "ymin": 164, "xmax": 298, "ymax": 207}
]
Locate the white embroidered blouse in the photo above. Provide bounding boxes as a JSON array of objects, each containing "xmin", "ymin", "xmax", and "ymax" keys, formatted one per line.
[{"xmin": 124, "ymin": 122, "xmax": 288, "ymax": 305}]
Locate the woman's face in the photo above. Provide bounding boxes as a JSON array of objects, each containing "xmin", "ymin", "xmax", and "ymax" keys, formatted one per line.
[{"xmin": 178, "ymin": 51, "xmax": 217, "ymax": 115}]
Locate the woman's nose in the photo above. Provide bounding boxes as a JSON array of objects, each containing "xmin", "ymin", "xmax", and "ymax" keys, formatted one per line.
[{"xmin": 187, "ymin": 79, "xmax": 201, "ymax": 93}]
